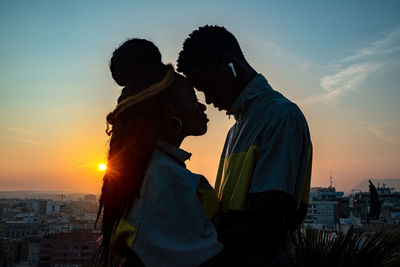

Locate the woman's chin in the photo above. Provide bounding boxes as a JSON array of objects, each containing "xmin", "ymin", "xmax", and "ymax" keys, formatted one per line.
[
  {"xmin": 191, "ymin": 125, "xmax": 208, "ymax": 136},
  {"xmin": 200, "ymin": 126, "xmax": 208, "ymax": 135}
]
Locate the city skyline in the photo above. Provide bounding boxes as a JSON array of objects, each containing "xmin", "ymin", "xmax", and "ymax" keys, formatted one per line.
[{"xmin": 1, "ymin": 1, "xmax": 400, "ymax": 193}]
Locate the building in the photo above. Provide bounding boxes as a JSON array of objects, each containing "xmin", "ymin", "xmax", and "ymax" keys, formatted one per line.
[
  {"xmin": 2, "ymin": 221, "xmax": 41, "ymax": 240},
  {"xmin": 83, "ymin": 195, "xmax": 96, "ymax": 202},
  {"xmin": 304, "ymin": 186, "xmax": 344, "ymax": 231},
  {"xmin": 19, "ymin": 237, "xmax": 41, "ymax": 267},
  {"xmin": 0, "ymin": 238, "xmax": 21, "ymax": 266},
  {"xmin": 39, "ymin": 229, "xmax": 99, "ymax": 267},
  {"xmin": 353, "ymin": 183, "xmax": 400, "ymax": 222}
]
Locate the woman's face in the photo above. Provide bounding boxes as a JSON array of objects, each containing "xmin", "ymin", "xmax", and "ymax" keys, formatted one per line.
[{"xmin": 168, "ymin": 75, "xmax": 208, "ymax": 137}]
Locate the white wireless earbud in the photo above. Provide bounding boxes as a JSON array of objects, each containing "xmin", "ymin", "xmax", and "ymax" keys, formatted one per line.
[{"xmin": 228, "ymin": 62, "xmax": 237, "ymax": 78}]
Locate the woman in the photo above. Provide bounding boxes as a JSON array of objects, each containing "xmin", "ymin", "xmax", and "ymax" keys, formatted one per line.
[{"xmin": 95, "ymin": 38, "xmax": 222, "ymax": 267}]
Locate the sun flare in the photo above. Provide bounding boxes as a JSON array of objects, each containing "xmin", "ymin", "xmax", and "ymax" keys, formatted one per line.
[{"xmin": 99, "ymin": 164, "xmax": 107, "ymax": 171}]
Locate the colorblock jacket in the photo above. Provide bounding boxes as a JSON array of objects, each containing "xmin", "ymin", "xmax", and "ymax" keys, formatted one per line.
[
  {"xmin": 111, "ymin": 140, "xmax": 223, "ymax": 267},
  {"xmin": 215, "ymin": 74, "xmax": 312, "ymax": 234}
]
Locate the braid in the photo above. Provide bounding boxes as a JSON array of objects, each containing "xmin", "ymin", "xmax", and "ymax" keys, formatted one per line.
[{"xmin": 96, "ymin": 38, "xmax": 176, "ymax": 266}]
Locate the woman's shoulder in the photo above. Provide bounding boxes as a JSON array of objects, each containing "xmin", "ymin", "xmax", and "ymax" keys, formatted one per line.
[{"xmin": 145, "ymin": 148, "xmax": 201, "ymax": 187}]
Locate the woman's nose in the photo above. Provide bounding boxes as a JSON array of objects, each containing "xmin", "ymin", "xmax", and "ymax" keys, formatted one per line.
[{"xmin": 199, "ymin": 102, "xmax": 207, "ymax": 111}]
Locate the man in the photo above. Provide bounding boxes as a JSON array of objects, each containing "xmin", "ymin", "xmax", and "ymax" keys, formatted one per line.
[{"xmin": 177, "ymin": 25, "xmax": 312, "ymax": 266}]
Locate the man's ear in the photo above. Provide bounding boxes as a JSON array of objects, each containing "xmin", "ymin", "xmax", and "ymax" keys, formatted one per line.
[{"xmin": 221, "ymin": 55, "xmax": 237, "ymax": 77}]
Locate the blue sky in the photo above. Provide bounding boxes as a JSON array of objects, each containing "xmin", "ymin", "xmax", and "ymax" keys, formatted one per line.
[{"xmin": 1, "ymin": 1, "xmax": 399, "ymax": 192}]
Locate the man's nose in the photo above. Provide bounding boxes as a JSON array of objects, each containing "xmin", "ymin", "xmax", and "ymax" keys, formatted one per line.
[{"xmin": 205, "ymin": 96, "xmax": 213, "ymax": 105}]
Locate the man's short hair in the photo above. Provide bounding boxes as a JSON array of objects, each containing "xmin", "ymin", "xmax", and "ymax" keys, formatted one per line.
[{"xmin": 177, "ymin": 25, "xmax": 245, "ymax": 75}]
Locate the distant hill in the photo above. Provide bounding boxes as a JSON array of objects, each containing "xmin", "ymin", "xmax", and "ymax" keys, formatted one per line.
[
  {"xmin": 0, "ymin": 191, "xmax": 98, "ymax": 201},
  {"xmin": 352, "ymin": 178, "xmax": 400, "ymax": 192}
]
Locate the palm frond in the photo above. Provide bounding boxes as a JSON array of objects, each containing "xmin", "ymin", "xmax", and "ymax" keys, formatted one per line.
[{"xmin": 292, "ymin": 226, "xmax": 400, "ymax": 267}]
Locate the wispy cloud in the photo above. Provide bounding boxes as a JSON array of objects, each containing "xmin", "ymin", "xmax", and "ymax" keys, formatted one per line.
[
  {"xmin": 301, "ymin": 26, "xmax": 400, "ymax": 105},
  {"xmin": 3, "ymin": 126, "xmax": 40, "ymax": 144},
  {"xmin": 376, "ymin": 120, "xmax": 400, "ymax": 128},
  {"xmin": 260, "ymin": 40, "xmax": 311, "ymax": 71},
  {"xmin": 68, "ymin": 162, "xmax": 96, "ymax": 171},
  {"xmin": 363, "ymin": 122, "xmax": 399, "ymax": 145},
  {"xmin": 7, "ymin": 137, "xmax": 40, "ymax": 144},
  {"xmin": 248, "ymin": 35, "xmax": 312, "ymax": 72},
  {"xmin": 4, "ymin": 126, "xmax": 38, "ymax": 137},
  {"xmin": 320, "ymin": 63, "xmax": 381, "ymax": 92}
]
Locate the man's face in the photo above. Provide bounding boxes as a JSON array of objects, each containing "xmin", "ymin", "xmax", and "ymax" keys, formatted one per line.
[{"xmin": 187, "ymin": 66, "xmax": 234, "ymax": 111}]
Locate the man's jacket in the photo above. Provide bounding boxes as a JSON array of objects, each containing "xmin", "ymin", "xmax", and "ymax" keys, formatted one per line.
[{"xmin": 215, "ymin": 74, "xmax": 312, "ymax": 235}]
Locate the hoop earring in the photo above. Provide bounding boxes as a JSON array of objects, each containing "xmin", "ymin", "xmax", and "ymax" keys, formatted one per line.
[{"xmin": 167, "ymin": 116, "xmax": 183, "ymax": 135}]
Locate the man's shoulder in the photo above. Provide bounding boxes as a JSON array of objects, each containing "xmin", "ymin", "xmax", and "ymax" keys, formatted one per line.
[
  {"xmin": 264, "ymin": 88, "xmax": 301, "ymax": 112},
  {"xmin": 253, "ymin": 91, "xmax": 304, "ymax": 125},
  {"xmin": 277, "ymin": 101, "xmax": 305, "ymax": 121}
]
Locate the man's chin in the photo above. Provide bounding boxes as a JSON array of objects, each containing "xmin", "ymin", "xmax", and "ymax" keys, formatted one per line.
[{"xmin": 215, "ymin": 104, "xmax": 228, "ymax": 112}]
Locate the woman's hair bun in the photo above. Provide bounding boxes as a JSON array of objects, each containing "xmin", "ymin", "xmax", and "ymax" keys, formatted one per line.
[{"xmin": 110, "ymin": 38, "xmax": 162, "ymax": 87}]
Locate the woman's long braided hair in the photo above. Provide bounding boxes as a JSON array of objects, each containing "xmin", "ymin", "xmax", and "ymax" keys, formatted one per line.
[{"xmin": 95, "ymin": 39, "xmax": 174, "ymax": 266}]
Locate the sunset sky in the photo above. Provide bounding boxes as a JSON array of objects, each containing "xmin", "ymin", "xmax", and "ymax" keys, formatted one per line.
[{"xmin": 1, "ymin": 1, "xmax": 399, "ymax": 194}]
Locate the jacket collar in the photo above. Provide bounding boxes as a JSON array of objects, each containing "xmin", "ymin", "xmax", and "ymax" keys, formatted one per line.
[
  {"xmin": 228, "ymin": 74, "xmax": 271, "ymax": 121},
  {"xmin": 156, "ymin": 139, "xmax": 192, "ymax": 166}
]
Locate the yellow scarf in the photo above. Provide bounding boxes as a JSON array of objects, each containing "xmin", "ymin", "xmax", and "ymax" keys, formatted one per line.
[{"xmin": 112, "ymin": 67, "xmax": 175, "ymax": 120}]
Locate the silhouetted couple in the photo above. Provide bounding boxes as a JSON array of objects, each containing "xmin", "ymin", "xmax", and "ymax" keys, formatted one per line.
[{"xmin": 96, "ymin": 25, "xmax": 312, "ymax": 267}]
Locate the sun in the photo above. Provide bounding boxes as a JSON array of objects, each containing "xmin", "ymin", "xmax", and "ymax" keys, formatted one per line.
[{"xmin": 98, "ymin": 164, "xmax": 107, "ymax": 171}]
